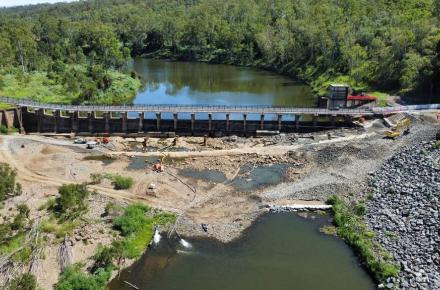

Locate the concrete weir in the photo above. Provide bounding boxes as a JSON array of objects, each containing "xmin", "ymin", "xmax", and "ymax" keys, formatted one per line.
[
  {"xmin": 0, "ymin": 97, "xmax": 384, "ymax": 136},
  {"xmin": 16, "ymin": 108, "xmax": 356, "ymax": 136},
  {"xmin": 1, "ymin": 97, "xmax": 439, "ymax": 136}
]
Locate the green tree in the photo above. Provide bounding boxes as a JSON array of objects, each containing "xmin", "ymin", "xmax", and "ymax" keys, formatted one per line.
[{"xmin": 0, "ymin": 163, "xmax": 22, "ymax": 202}]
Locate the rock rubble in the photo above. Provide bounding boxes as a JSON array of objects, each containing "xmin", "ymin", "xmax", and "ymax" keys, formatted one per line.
[{"xmin": 367, "ymin": 138, "xmax": 440, "ymax": 289}]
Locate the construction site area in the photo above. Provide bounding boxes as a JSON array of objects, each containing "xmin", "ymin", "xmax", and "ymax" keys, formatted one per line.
[{"xmin": 0, "ymin": 110, "xmax": 439, "ymax": 289}]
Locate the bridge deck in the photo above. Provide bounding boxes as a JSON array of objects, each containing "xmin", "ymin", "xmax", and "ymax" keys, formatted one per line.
[
  {"xmin": 1, "ymin": 97, "xmax": 439, "ymax": 116},
  {"xmin": 0, "ymin": 97, "xmax": 372, "ymax": 115}
]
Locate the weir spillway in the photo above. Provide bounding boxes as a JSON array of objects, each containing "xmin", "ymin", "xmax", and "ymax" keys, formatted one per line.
[{"xmin": 1, "ymin": 97, "xmax": 439, "ymax": 136}]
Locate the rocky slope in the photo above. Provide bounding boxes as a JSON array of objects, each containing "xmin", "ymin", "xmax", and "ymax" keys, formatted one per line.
[{"xmin": 367, "ymin": 133, "xmax": 440, "ymax": 289}]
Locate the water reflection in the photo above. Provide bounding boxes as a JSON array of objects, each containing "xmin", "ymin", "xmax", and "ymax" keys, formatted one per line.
[{"xmin": 131, "ymin": 59, "xmax": 316, "ymax": 107}]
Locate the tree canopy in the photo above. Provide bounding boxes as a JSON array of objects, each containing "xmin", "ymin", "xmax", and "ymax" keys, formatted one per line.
[{"xmin": 0, "ymin": 0, "xmax": 439, "ymax": 102}]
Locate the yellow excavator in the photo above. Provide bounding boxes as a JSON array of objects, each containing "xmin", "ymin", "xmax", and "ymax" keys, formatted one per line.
[{"xmin": 384, "ymin": 118, "xmax": 412, "ymax": 139}]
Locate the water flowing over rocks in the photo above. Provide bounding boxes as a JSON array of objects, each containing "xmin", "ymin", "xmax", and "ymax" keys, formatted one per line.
[{"xmin": 367, "ymin": 136, "xmax": 440, "ymax": 289}]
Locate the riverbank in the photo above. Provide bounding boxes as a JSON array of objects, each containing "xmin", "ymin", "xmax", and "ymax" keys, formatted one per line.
[{"xmin": 0, "ymin": 114, "xmax": 438, "ymax": 289}]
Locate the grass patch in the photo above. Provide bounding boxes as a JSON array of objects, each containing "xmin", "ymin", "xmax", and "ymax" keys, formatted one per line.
[
  {"xmin": 327, "ymin": 196, "xmax": 399, "ymax": 282},
  {"xmin": 40, "ymin": 217, "xmax": 79, "ymax": 239},
  {"xmin": 89, "ymin": 173, "xmax": 133, "ymax": 190},
  {"xmin": 0, "ymin": 232, "xmax": 26, "ymax": 256},
  {"xmin": 111, "ymin": 175, "xmax": 133, "ymax": 190}
]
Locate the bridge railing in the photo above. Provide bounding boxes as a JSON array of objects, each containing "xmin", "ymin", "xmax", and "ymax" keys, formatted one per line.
[{"xmin": 0, "ymin": 96, "xmax": 377, "ymax": 115}]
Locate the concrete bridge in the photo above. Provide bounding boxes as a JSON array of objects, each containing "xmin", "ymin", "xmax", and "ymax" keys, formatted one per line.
[{"xmin": 0, "ymin": 97, "xmax": 439, "ymax": 136}]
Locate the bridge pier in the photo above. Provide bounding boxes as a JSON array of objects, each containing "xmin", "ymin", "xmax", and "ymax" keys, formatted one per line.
[
  {"xmin": 313, "ymin": 114, "xmax": 318, "ymax": 128},
  {"xmin": 104, "ymin": 112, "xmax": 110, "ymax": 133},
  {"xmin": 37, "ymin": 109, "xmax": 44, "ymax": 133},
  {"xmin": 331, "ymin": 115, "xmax": 336, "ymax": 127},
  {"xmin": 156, "ymin": 113, "xmax": 161, "ymax": 131},
  {"xmin": 173, "ymin": 113, "xmax": 178, "ymax": 131},
  {"xmin": 54, "ymin": 110, "xmax": 61, "ymax": 133},
  {"xmin": 243, "ymin": 114, "xmax": 247, "ymax": 133},
  {"xmin": 260, "ymin": 114, "xmax": 264, "ymax": 130},
  {"xmin": 191, "ymin": 113, "xmax": 195, "ymax": 134},
  {"xmin": 208, "ymin": 113, "xmax": 212, "ymax": 132},
  {"xmin": 15, "ymin": 108, "xmax": 25, "ymax": 133},
  {"xmin": 71, "ymin": 111, "xmax": 79, "ymax": 133},
  {"xmin": 226, "ymin": 114, "xmax": 230, "ymax": 133},
  {"xmin": 295, "ymin": 115, "xmax": 300, "ymax": 131},
  {"xmin": 89, "ymin": 112, "xmax": 94, "ymax": 133},
  {"xmin": 122, "ymin": 112, "xmax": 128, "ymax": 133},
  {"xmin": 138, "ymin": 112, "xmax": 144, "ymax": 132},
  {"xmin": 277, "ymin": 114, "xmax": 282, "ymax": 131},
  {"xmin": 2, "ymin": 110, "xmax": 11, "ymax": 128}
]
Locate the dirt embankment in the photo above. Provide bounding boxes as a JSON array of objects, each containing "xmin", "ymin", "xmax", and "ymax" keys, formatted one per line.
[{"xmin": 0, "ymin": 116, "xmax": 438, "ymax": 289}]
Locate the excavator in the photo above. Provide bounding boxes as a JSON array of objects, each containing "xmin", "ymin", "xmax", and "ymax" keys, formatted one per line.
[{"xmin": 384, "ymin": 118, "xmax": 412, "ymax": 139}]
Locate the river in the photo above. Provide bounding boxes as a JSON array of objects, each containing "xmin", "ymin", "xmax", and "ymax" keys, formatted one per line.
[
  {"xmin": 131, "ymin": 58, "xmax": 316, "ymax": 107},
  {"xmin": 110, "ymin": 60, "xmax": 375, "ymax": 290},
  {"xmin": 108, "ymin": 213, "xmax": 375, "ymax": 290}
]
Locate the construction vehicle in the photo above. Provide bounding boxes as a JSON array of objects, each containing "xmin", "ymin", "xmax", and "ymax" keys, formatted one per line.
[
  {"xmin": 73, "ymin": 138, "xmax": 86, "ymax": 144},
  {"xmin": 86, "ymin": 141, "xmax": 97, "ymax": 149},
  {"xmin": 95, "ymin": 137, "xmax": 110, "ymax": 144},
  {"xmin": 384, "ymin": 118, "xmax": 412, "ymax": 139},
  {"xmin": 152, "ymin": 154, "xmax": 167, "ymax": 172}
]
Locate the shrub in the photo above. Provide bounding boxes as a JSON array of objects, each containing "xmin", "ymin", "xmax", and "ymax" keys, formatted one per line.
[
  {"xmin": 92, "ymin": 245, "xmax": 114, "ymax": 272},
  {"xmin": 9, "ymin": 273, "xmax": 37, "ymax": 290},
  {"xmin": 113, "ymin": 203, "xmax": 150, "ymax": 236},
  {"xmin": 55, "ymin": 264, "xmax": 111, "ymax": 290},
  {"xmin": 111, "ymin": 175, "xmax": 133, "ymax": 190},
  {"xmin": 354, "ymin": 203, "xmax": 366, "ymax": 216},
  {"xmin": 89, "ymin": 173, "xmax": 104, "ymax": 185},
  {"xmin": 103, "ymin": 202, "xmax": 122, "ymax": 217},
  {"xmin": 38, "ymin": 197, "xmax": 56, "ymax": 211},
  {"xmin": 16, "ymin": 204, "xmax": 30, "ymax": 218},
  {"xmin": 433, "ymin": 141, "xmax": 440, "ymax": 149},
  {"xmin": 54, "ymin": 184, "xmax": 90, "ymax": 220},
  {"xmin": 0, "ymin": 125, "xmax": 18, "ymax": 135},
  {"xmin": 0, "ymin": 163, "xmax": 22, "ymax": 202},
  {"xmin": 0, "ymin": 125, "xmax": 7, "ymax": 134}
]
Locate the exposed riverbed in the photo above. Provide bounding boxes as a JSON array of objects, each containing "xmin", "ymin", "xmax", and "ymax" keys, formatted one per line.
[{"xmin": 108, "ymin": 213, "xmax": 375, "ymax": 290}]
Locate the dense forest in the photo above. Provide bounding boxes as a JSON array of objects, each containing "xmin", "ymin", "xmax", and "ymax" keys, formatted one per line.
[{"xmin": 0, "ymin": 0, "xmax": 439, "ymax": 104}]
